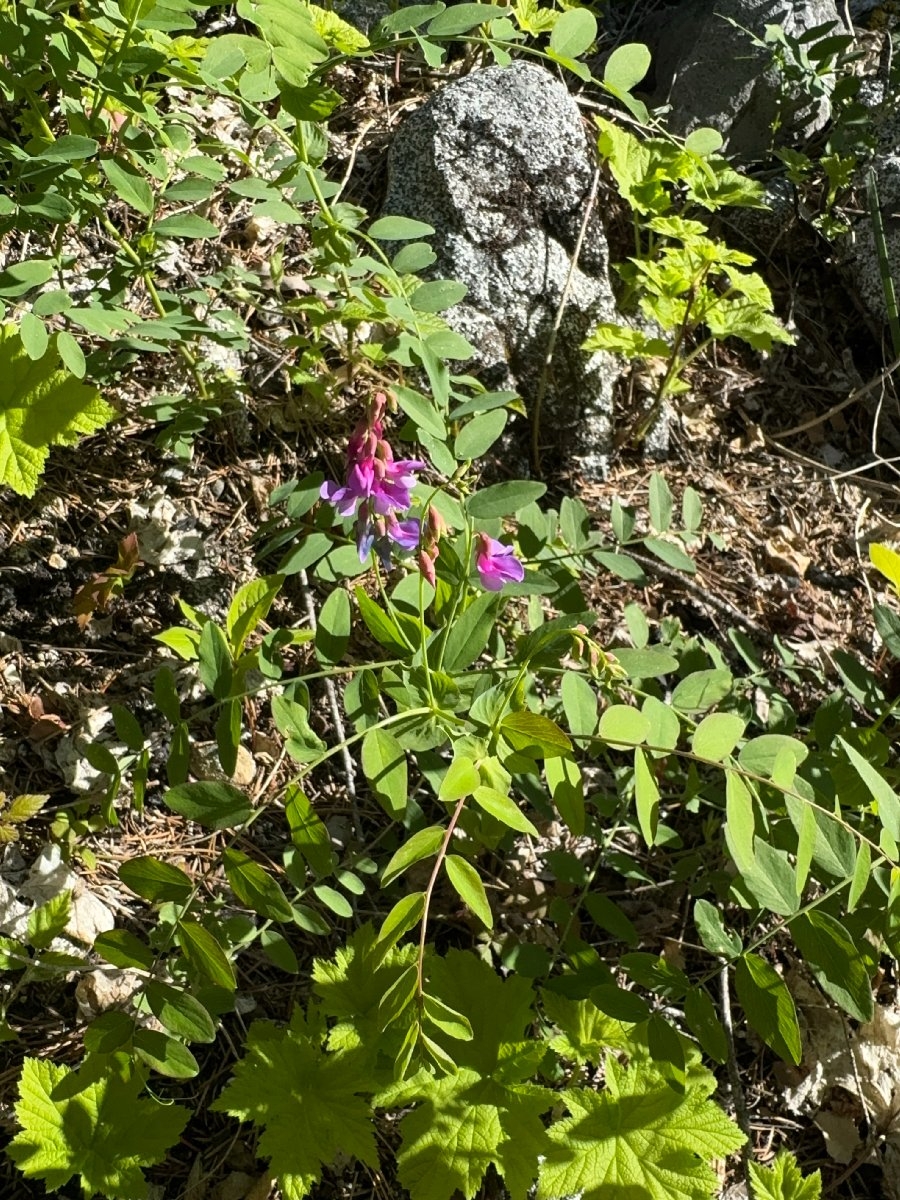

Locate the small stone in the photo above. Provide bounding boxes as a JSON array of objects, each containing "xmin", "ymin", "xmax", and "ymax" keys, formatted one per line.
[{"xmin": 190, "ymin": 741, "xmax": 257, "ymax": 788}]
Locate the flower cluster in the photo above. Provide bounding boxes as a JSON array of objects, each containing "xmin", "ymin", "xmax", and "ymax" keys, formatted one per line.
[
  {"xmin": 319, "ymin": 393, "xmax": 526, "ymax": 591},
  {"xmin": 320, "ymin": 393, "xmax": 425, "ymax": 567}
]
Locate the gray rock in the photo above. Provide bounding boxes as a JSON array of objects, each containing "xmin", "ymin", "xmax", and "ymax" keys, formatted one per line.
[
  {"xmin": 383, "ymin": 61, "xmax": 620, "ymax": 479},
  {"xmin": 641, "ymin": 0, "xmax": 842, "ymax": 160}
]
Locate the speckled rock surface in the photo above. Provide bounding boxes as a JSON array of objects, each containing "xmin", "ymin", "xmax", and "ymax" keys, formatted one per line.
[
  {"xmin": 382, "ymin": 61, "xmax": 620, "ymax": 479},
  {"xmin": 640, "ymin": 0, "xmax": 842, "ymax": 159}
]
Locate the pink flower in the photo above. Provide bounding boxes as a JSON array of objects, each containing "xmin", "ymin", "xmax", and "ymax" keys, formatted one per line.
[
  {"xmin": 475, "ymin": 533, "xmax": 525, "ymax": 591},
  {"xmin": 320, "ymin": 391, "xmax": 425, "ymax": 515},
  {"xmin": 319, "ymin": 392, "xmax": 427, "ymax": 568}
]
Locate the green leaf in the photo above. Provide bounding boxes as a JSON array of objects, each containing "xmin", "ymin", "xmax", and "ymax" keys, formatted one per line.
[
  {"xmin": 546, "ymin": 755, "xmax": 585, "ymax": 835},
  {"xmin": 648, "ymin": 473, "xmax": 673, "ymax": 533},
  {"xmin": 471, "ymin": 786, "xmax": 539, "ymax": 836},
  {"xmin": 454, "ymin": 409, "xmax": 507, "ymax": 459},
  {"xmin": 561, "ymin": 672, "xmax": 598, "ymax": 740},
  {"xmin": 427, "ymin": 2, "xmax": 497, "ymax": 34},
  {"xmin": 684, "ymin": 989, "xmax": 728, "ymax": 1064},
  {"xmin": 377, "ymin": 951, "xmax": 553, "ymax": 1200},
  {"xmin": 439, "ymin": 753, "xmax": 480, "ymax": 801},
  {"xmin": 748, "ymin": 1150, "xmax": 822, "ymax": 1200},
  {"xmin": 212, "ymin": 1008, "xmax": 379, "ymax": 1199},
  {"xmin": 153, "ymin": 213, "xmax": 219, "ymax": 239},
  {"xmin": 383, "ymin": 826, "xmax": 445, "ymax": 886},
  {"xmin": 603, "ymin": 41, "xmax": 651, "ymax": 93},
  {"xmin": 598, "ymin": 704, "xmax": 650, "ymax": 748},
  {"xmin": 633, "ymin": 747, "xmax": 659, "ymax": 846},
  {"xmin": 538, "ymin": 1056, "xmax": 745, "ymax": 1200},
  {"xmin": 226, "ymin": 574, "xmax": 283, "ymax": 656},
  {"xmin": 548, "ymin": 6, "xmax": 596, "ymax": 58},
  {"xmin": 145, "ymin": 981, "xmax": 217, "ymax": 1043},
  {"xmin": 28, "ymin": 892, "xmax": 71, "ymax": 949},
  {"xmin": 56, "ymin": 331, "xmax": 86, "ymax": 378},
  {"xmin": 369, "ymin": 215, "xmax": 435, "ymax": 239},
  {"xmin": 133, "ymin": 1029, "xmax": 199, "ymax": 1079},
  {"xmin": 377, "ymin": 891, "xmax": 425, "ymax": 946},
  {"xmin": 685, "ymin": 127, "xmax": 725, "ymax": 156},
  {"xmin": 837, "ymin": 736, "xmax": 900, "ymax": 841},
  {"xmin": 7, "ymin": 1057, "xmax": 189, "ymax": 1198},
  {"xmin": 545, "ymin": 992, "xmax": 636, "ymax": 1065},
  {"xmin": 316, "ymin": 586, "xmax": 351, "ymax": 664},
  {"xmin": 789, "ymin": 911, "xmax": 873, "ymax": 1022},
  {"xmin": 197, "ymin": 621, "xmax": 233, "ymax": 699},
  {"xmin": 725, "ymin": 771, "xmax": 757, "ymax": 874},
  {"xmin": 693, "ymin": 899, "xmax": 741, "ymax": 959},
  {"xmin": 739, "ymin": 734, "xmax": 808, "ymax": 778},
  {"xmin": 441, "ymin": 590, "xmax": 499, "ymax": 671},
  {"xmin": 467, "ymin": 480, "xmax": 546, "ymax": 518},
  {"xmin": 285, "ymin": 783, "xmax": 334, "ymax": 876},
  {"xmin": 501, "ymin": 712, "xmax": 571, "ymax": 758},
  {"xmin": 671, "ymin": 669, "xmax": 732, "ymax": 714},
  {"xmin": 734, "ymin": 953, "xmax": 801, "ymax": 1065},
  {"xmin": 410, "ymin": 279, "xmax": 468, "ymax": 312},
  {"xmin": 642, "ymin": 536, "xmax": 696, "ymax": 574},
  {"xmin": 93, "ymin": 929, "xmax": 154, "ymax": 972},
  {"xmin": 164, "ymin": 781, "xmax": 252, "ymax": 830},
  {"xmin": 445, "ymin": 855, "xmax": 492, "ymax": 928},
  {"xmin": 118, "ymin": 856, "xmax": 193, "ymax": 903},
  {"xmin": 870, "ymin": 542, "xmax": 900, "ymax": 592},
  {"xmin": 740, "ymin": 840, "xmax": 800, "ymax": 916},
  {"xmin": 691, "ymin": 713, "xmax": 745, "ymax": 761},
  {"xmin": 354, "ymin": 588, "xmax": 410, "ymax": 653},
  {"xmin": 0, "ymin": 325, "xmax": 114, "ymax": 497},
  {"xmin": 19, "ymin": 312, "xmax": 48, "ymax": 360},
  {"xmin": 177, "ymin": 920, "xmax": 236, "ymax": 990},
  {"xmin": 612, "ymin": 646, "xmax": 679, "ymax": 678},
  {"xmin": 223, "ymin": 848, "xmax": 294, "ymax": 921},
  {"xmin": 100, "ymin": 157, "xmax": 155, "ymax": 216},
  {"xmin": 392, "ymin": 384, "xmax": 446, "ymax": 438},
  {"xmin": 362, "ymin": 728, "xmax": 408, "ymax": 819}
]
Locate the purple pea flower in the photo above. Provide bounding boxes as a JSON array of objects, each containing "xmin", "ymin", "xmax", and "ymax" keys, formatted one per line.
[
  {"xmin": 475, "ymin": 533, "xmax": 525, "ymax": 591},
  {"xmin": 319, "ymin": 391, "xmax": 427, "ymax": 570}
]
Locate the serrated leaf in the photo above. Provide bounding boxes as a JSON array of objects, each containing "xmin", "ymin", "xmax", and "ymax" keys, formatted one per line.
[
  {"xmin": 538, "ymin": 1056, "xmax": 745, "ymax": 1200},
  {"xmin": 8, "ymin": 1057, "xmax": 189, "ymax": 1198},
  {"xmin": 376, "ymin": 951, "xmax": 553, "ymax": 1200},
  {"xmin": 212, "ymin": 1008, "xmax": 379, "ymax": 1199},
  {"xmin": 0, "ymin": 325, "xmax": 114, "ymax": 497},
  {"xmin": 748, "ymin": 1150, "xmax": 822, "ymax": 1200}
]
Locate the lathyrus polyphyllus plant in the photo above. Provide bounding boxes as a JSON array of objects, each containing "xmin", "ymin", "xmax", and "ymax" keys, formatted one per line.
[{"xmin": 320, "ymin": 391, "xmax": 425, "ymax": 568}]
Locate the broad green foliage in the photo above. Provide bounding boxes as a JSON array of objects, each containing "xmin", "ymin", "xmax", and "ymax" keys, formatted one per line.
[
  {"xmin": 8, "ymin": 1057, "xmax": 189, "ymax": 1199},
  {"xmin": 585, "ymin": 121, "xmax": 794, "ymax": 435},
  {"xmin": 0, "ymin": 324, "xmax": 114, "ymax": 496},
  {"xmin": 211, "ymin": 1007, "xmax": 380, "ymax": 1200},
  {"xmin": 538, "ymin": 1058, "xmax": 746, "ymax": 1200},
  {"xmin": 749, "ymin": 1151, "xmax": 822, "ymax": 1200}
]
